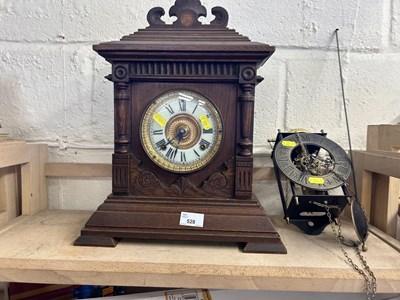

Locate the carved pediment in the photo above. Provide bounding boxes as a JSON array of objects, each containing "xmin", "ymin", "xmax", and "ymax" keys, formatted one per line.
[{"xmin": 147, "ymin": 0, "xmax": 228, "ymax": 28}]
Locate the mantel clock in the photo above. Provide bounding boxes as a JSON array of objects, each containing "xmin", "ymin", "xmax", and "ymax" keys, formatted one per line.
[{"xmin": 74, "ymin": 0, "xmax": 286, "ymax": 254}]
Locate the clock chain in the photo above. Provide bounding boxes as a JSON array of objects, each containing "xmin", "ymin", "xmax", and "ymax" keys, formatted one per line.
[
  {"xmin": 294, "ymin": 132, "xmax": 376, "ymax": 299},
  {"xmin": 314, "ymin": 201, "xmax": 377, "ymax": 300}
]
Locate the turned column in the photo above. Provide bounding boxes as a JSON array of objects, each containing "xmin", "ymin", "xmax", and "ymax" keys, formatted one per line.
[
  {"xmin": 112, "ymin": 64, "xmax": 131, "ymax": 195},
  {"xmin": 235, "ymin": 65, "xmax": 257, "ymax": 199}
]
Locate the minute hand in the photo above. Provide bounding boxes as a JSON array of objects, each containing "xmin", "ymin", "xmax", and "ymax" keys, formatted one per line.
[{"xmin": 162, "ymin": 129, "xmax": 185, "ymax": 149}]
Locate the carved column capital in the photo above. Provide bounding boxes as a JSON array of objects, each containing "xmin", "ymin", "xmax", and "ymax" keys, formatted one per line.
[{"xmin": 112, "ymin": 64, "xmax": 129, "ymax": 82}]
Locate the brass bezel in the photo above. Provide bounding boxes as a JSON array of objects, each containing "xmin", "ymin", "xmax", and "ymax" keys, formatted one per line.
[{"xmin": 140, "ymin": 89, "xmax": 223, "ymax": 173}]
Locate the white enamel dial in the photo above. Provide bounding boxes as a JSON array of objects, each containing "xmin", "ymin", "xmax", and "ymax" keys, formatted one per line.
[{"xmin": 140, "ymin": 89, "xmax": 223, "ymax": 173}]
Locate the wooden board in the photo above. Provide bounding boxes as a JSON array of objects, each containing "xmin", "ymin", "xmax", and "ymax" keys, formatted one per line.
[
  {"xmin": 353, "ymin": 150, "xmax": 400, "ymax": 237},
  {"xmin": 371, "ymin": 174, "xmax": 400, "ymax": 237},
  {"xmin": 21, "ymin": 144, "xmax": 48, "ymax": 216},
  {"xmin": 366, "ymin": 125, "xmax": 400, "ymax": 238},
  {"xmin": 367, "ymin": 125, "xmax": 400, "ymax": 152},
  {"xmin": 45, "ymin": 163, "xmax": 112, "ymax": 178},
  {"xmin": 360, "ymin": 150, "xmax": 400, "ymax": 178},
  {"xmin": 0, "ymin": 141, "xmax": 29, "ymax": 169},
  {"xmin": 43, "ymin": 157, "xmax": 275, "ymax": 180},
  {"xmin": 0, "ymin": 142, "xmax": 48, "ymax": 227},
  {"xmin": 0, "ymin": 166, "xmax": 19, "ymax": 227},
  {"xmin": 1, "ymin": 141, "xmax": 399, "ymax": 293},
  {"xmin": 357, "ymin": 124, "xmax": 400, "ymax": 239},
  {"xmin": 0, "ymin": 210, "xmax": 398, "ymax": 293}
]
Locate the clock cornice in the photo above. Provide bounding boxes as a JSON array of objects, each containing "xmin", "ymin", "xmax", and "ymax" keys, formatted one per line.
[{"xmin": 93, "ymin": 1, "xmax": 275, "ymax": 66}]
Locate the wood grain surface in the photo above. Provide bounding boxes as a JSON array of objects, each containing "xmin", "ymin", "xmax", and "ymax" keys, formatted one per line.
[{"xmin": 0, "ymin": 209, "xmax": 398, "ymax": 293}]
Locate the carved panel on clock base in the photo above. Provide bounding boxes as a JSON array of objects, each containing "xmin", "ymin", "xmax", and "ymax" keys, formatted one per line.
[
  {"xmin": 130, "ymin": 155, "xmax": 235, "ymax": 198},
  {"xmin": 112, "ymin": 154, "xmax": 130, "ymax": 195},
  {"xmin": 235, "ymin": 156, "xmax": 253, "ymax": 199}
]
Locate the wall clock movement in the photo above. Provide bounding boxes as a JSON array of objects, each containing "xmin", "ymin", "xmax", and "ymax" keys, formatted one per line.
[
  {"xmin": 74, "ymin": 0, "xmax": 286, "ymax": 254},
  {"xmin": 272, "ymin": 130, "xmax": 352, "ymax": 235}
]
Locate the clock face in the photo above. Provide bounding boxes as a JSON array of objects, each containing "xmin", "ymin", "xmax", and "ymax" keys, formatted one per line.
[
  {"xmin": 273, "ymin": 133, "xmax": 352, "ymax": 191},
  {"xmin": 140, "ymin": 89, "xmax": 223, "ymax": 173}
]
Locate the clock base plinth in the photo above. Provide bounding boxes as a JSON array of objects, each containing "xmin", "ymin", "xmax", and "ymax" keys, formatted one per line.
[{"xmin": 74, "ymin": 194, "xmax": 287, "ymax": 254}]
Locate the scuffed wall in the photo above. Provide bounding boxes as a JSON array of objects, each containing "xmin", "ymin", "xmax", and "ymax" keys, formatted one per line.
[{"xmin": 0, "ymin": 0, "xmax": 399, "ymax": 210}]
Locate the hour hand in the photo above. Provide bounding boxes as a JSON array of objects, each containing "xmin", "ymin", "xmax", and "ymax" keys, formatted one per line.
[
  {"xmin": 175, "ymin": 128, "xmax": 186, "ymax": 148},
  {"xmin": 163, "ymin": 128, "xmax": 185, "ymax": 148},
  {"xmin": 164, "ymin": 137, "xmax": 176, "ymax": 147}
]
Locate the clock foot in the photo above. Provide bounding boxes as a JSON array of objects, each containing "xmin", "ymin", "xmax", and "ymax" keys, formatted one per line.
[
  {"xmin": 74, "ymin": 235, "xmax": 119, "ymax": 247},
  {"xmin": 243, "ymin": 242, "xmax": 287, "ymax": 254}
]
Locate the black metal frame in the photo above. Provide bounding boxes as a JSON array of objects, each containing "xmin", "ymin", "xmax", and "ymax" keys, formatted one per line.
[{"xmin": 272, "ymin": 131, "xmax": 350, "ymax": 235}]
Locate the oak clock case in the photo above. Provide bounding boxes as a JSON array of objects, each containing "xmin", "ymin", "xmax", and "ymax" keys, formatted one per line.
[{"xmin": 74, "ymin": 0, "xmax": 286, "ymax": 254}]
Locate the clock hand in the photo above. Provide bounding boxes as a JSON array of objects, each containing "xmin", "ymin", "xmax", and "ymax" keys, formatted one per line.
[
  {"xmin": 175, "ymin": 128, "xmax": 186, "ymax": 149},
  {"xmin": 298, "ymin": 170, "xmax": 307, "ymax": 183},
  {"xmin": 295, "ymin": 132, "xmax": 313, "ymax": 172},
  {"xmin": 161, "ymin": 128, "xmax": 186, "ymax": 149},
  {"xmin": 164, "ymin": 137, "xmax": 176, "ymax": 147}
]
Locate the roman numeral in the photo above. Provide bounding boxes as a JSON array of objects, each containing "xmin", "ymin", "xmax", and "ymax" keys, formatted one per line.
[
  {"xmin": 193, "ymin": 149, "xmax": 200, "ymax": 157},
  {"xmin": 332, "ymin": 175, "xmax": 343, "ymax": 183},
  {"xmin": 337, "ymin": 165, "xmax": 349, "ymax": 174},
  {"xmin": 203, "ymin": 128, "xmax": 213, "ymax": 134},
  {"xmin": 153, "ymin": 129, "xmax": 163, "ymax": 135},
  {"xmin": 179, "ymin": 99, "xmax": 186, "ymax": 112},
  {"xmin": 192, "ymin": 103, "xmax": 199, "ymax": 114},
  {"xmin": 200, "ymin": 139, "xmax": 211, "ymax": 148},
  {"xmin": 156, "ymin": 139, "xmax": 167, "ymax": 148},
  {"xmin": 165, "ymin": 104, "xmax": 174, "ymax": 115},
  {"xmin": 181, "ymin": 151, "xmax": 187, "ymax": 162},
  {"xmin": 166, "ymin": 147, "xmax": 178, "ymax": 160},
  {"xmin": 300, "ymin": 134, "xmax": 310, "ymax": 142},
  {"xmin": 298, "ymin": 172, "xmax": 307, "ymax": 184}
]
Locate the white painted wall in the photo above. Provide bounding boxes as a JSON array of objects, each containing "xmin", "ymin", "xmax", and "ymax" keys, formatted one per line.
[
  {"xmin": 0, "ymin": 0, "xmax": 399, "ymax": 207},
  {"xmin": 0, "ymin": 2, "xmax": 398, "ymax": 201},
  {"xmin": 0, "ymin": 1, "xmax": 400, "ymax": 298}
]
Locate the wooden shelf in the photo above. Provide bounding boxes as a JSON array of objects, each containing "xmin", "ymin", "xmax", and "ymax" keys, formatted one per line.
[
  {"xmin": 0, "ymin": 141, "xmax": 399, "ymax": 294},
  {"xmin": 354, "ymin": 125, "xmax": 400, "ymax": 239},
  {"xmin": 0, "ymin": 210, "xmax": 399, "ymax": 293}
]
